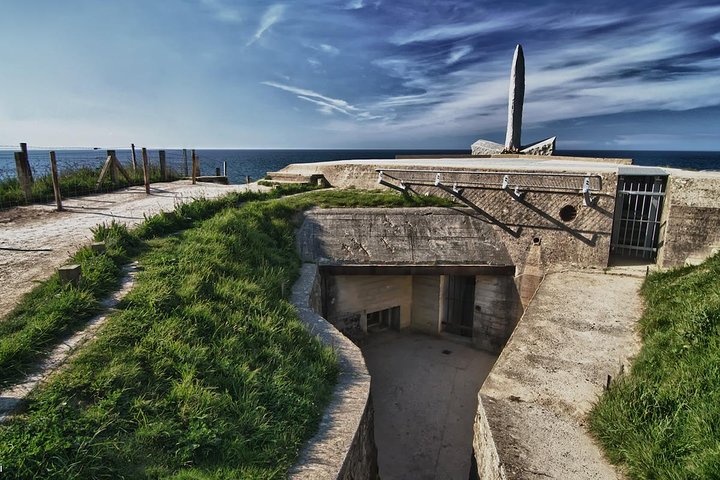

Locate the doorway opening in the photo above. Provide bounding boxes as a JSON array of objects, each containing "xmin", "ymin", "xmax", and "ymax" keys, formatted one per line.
[
  {"xmin": 611, "ymin": 175, "xmax": 667, "ymax": 263},
  {"xmin": 443, "ymin": 275, "xmax": 476, "ymax": 337}
]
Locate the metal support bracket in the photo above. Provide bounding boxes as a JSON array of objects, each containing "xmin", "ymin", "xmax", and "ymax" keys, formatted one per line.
[
  {"xmin": 582, "ymin": 177, "xmax": 596, "ymax": 206},
  {"xmin": 501, "ymin": 175, "xmax": 525, "ymax": 200},
  {"xmin": 378, "ymin": 170, "xmax": 407, "ymax": 194}
]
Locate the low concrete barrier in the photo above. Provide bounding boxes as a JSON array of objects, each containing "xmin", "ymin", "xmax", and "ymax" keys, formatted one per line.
[{"xmin": 289, "ymin": 263, "xmax": 378, "ymax": 480}]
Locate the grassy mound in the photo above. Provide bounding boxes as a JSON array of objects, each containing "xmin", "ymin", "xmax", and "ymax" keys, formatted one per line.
[
  {"xmin": 590, "ymin": 253, "xmax": 720, "ymax": 479},
  {"xmin": 0, "ymin": 186, "xmax": 313, "ymax": 387},
  {"xmin": 0, "ymin": 187, "xmax": 452, "ymax": 478}
]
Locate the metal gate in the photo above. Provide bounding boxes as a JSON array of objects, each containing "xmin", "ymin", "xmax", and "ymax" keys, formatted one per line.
[{"xmin": 611, "ymin": 175, "xmax": 667, "ymax": 261}]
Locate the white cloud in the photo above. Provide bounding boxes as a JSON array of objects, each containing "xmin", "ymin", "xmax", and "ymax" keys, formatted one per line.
[
  {"xmin": 263, "ymin": 81, "xmax": 382, "ymax": 120},
  {"xmin": 447, "ymin": 45, "xmax": 472, "ymax": 65},
  {"xmin": 319, "ymin": 43, "xmax": 340, "ymax": 55},
  {"xmin": 345, "ymin": 0, "xmax": 364, "ymax": 10},
  {"xmin": 246, "ymin": 4, "xmax": 285, "ymax": 46}
]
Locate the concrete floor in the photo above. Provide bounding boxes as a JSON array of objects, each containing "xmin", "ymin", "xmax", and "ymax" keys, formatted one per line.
[{"xmin": 362, "ymin": 330, "xmax": 497, "ymax": 480}]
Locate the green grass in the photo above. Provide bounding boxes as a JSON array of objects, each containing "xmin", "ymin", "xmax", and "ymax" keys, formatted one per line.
[
  {"xmin": 590, "ymin": 253, "xmax": 720, "ymax": 479},
  {"xmin": 0, "ymin": 187, "xmax": 452, "ymax": 479},
  {"xmin": 0, "ymin": 165, "xmax": 180, "ymax": 208},
  {"xmin": 0, "ymin": 185, "xmax": 315, "ymax": 388}
]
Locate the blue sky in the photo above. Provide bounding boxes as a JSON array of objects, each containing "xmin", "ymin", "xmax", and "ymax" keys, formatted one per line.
[{"xmin": 0, "ymin": 0, "xmax": 719, "ymax": 150}]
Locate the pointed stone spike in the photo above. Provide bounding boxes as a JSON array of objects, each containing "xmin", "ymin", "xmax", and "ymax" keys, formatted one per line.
[{"xmin": 504, "ymin": 44, "xmax": 525, "ymax": 151}]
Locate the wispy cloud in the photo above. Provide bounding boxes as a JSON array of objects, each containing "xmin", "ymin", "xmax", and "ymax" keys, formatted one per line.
[
  {"xmin": 319, "ymin": 43, "xmax": 340, "ymax": 55},
  {"xmin": 263, "ymin": 81, "xmax": 381, "ymax": 120},
  {"xmin": 447, "ymin": 45, "xmax": 472, "ymax": 65},
  {"xmin": 345, "ymin": 0, "xmax": 364, "ymax": 10},
  {"xmin": 246, "ymin": 4, "xmax": 285, "ymax": 46}
]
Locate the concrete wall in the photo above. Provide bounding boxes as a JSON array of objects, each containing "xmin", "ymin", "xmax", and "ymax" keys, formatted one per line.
[
  {"xmin": 473, "ymin": 275, "xmax": 522, "ymax": 354},
  {"xmin": 324, "ymin": 275, "xmax": 413, "ymax": 333},
  {"xmin": 292, "ymin": 163, "xmax": 618, "ymax": 272},
  {"xmin": 289, "ymin": 264, "xmax": 379, "ymax": 480},
  {"xmin": 411, "ymin": 275, "xmax": 441, "ymax": 334},
  {"xmin": 659, "ymin": 174, "xmax": 720, "ymax": 267},
  {"xmin": 472, "ymin": 396, "xmax": 506, "ymax": 480}
]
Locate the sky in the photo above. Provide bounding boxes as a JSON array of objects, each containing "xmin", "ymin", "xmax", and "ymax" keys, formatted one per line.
[{"xmin": 0, "ymin": 0, "xmax": 719, "ymax": 150}]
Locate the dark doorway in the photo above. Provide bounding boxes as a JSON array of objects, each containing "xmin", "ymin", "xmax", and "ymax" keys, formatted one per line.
[
  {"xmin": 444, "ymin": 276, "xmax": 476, "ymax": 337},
  {"xmin": 611, "ymin": 175, "xmax": 667, "ymax": 262}
]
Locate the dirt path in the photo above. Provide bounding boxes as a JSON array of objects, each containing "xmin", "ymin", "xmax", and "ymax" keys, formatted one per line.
[{"xmin": 0, "ymin": 181, "xmax": 265, "ymax": 316}]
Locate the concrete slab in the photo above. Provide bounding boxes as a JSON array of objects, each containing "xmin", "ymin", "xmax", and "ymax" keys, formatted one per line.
[
  {"xmin": 476, "ymin": 269, "xmax": 644, "ymax": 479},
  {"xmin": 362, "ymin": 330, "xmax": 497, "ymax": 480}
]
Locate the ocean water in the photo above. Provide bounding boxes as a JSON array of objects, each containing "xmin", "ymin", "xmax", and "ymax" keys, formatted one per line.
[{"xmin": 0, "ymin": 148, "xmax": 718, "ymax": 185}]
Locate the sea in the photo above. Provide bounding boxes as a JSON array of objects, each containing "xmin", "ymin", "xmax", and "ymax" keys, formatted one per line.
[{"xmin": 0, "ymin": 148, "xmax": 718, "ymax": 185}]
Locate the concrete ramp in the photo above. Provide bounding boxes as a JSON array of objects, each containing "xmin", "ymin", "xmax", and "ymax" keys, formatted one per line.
[{"xmin": 474, "ymin": 269, "xmax": 644, "ymax": 479}]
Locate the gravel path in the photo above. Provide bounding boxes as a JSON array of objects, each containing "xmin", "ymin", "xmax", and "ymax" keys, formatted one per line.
[{"xmin": 0, "ymin": 181, "xmax": 265, "ymax": 316}]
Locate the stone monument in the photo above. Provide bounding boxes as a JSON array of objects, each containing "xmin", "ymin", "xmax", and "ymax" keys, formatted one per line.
[{"xmin": 471, "ymin": 44, "xmax": 556, "ymax": 155}]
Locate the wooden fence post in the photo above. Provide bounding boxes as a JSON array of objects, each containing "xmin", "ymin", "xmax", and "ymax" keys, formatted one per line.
[
  {"xmin": 14, "ymin": 152, "xmax": 33, "ymax": 202},
  {"xmin": 131, "ymin": 143, "xmax": 138, "ymax": 171},
  {"xmin": 159, "ymin": 150, "xmax": 167, "ymax": 181},
  {"xmin": 19, "ymin": 143, "xmax": 33, "ymax": 183},
  {"xmin": 107, "ymin": 149, "xmax": 118, "ymax": 185},
  {"xmin": 141, "ymin": 147, "xmax": 150, "ymax": 194},
  {"xmin": 223, "ymin": 161, "xmax": 227, "ymax": 177},
  {"xmin": 182, "ymin": 149, "xmax": 188, "ymax": 177},
  {"xmin": 49, "ymin": 151, "xmax": 63, "ymax": 211},
  {"xmin": 191, "ymin": 149, "xmax": 197, "ymax": 185}
]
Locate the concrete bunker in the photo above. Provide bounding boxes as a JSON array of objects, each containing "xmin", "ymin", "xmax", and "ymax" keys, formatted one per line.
[{"xmin": 297, "ymin": 208, "xmax": 523, "ymax": 353}]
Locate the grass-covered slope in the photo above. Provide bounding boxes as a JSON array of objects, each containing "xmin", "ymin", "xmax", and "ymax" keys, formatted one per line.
[
  {"xmin": 590, "ymin": 253, "xmax": 720, "ymax": 479},
  {"xmin": 0, "ymin": 186, "xmax": 313, "ymax": 388},
  {"xmin": 0, "ymin": 188, "xmax": 452, "ymax": 479}
]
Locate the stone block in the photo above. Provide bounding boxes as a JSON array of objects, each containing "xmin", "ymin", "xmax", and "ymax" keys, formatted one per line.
[{"xmin": 58, "ymin": 264, "xmax": 82, "ymax": 286}]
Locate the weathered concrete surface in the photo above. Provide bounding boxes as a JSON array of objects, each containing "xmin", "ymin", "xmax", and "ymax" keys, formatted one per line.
[
  {"xmin": 363, "ymin": 330, "xmax": 497, "ymax": 480},
  {"xmin": 658, "ymin": 173, "xmax": 720, "ymax": 267},
  {"xmin": 290, "ymin": 161, "xmax": 620, "ymax": 272},
  {"xmin": 471, "ymin": 140, "xmax": 504, "ymax": 155},
  {"xmin": 298, "ymin": 208, "xmax": 513, "ymax": 266},
  {"xmin": 289, "ymin": 263, "xmax": 378, "ymax": 480},
  {"xmin": 520, "ymin": 136, "xmax": 556, "ymax": 155},
  {"xmin": 474, "ymin": 268, "xmax": 644, "ymax": 479}
]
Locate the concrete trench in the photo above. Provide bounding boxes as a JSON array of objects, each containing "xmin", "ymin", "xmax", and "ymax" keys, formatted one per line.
[{"xmin": 362, "ymin": 330, "xmax": 497, "ymax": 480}]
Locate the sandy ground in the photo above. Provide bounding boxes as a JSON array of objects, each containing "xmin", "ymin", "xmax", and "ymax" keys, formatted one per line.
[
  {"xmin": 479, "ymin": 267, "xmax": 644, "ymax": 479},
  {"xmin": 363, "ymin": 330, "xmax": 497, "ymax": 480},
  {"xmin": 0, "ymin": 181, "xmax": 264, "ymax": 316}
]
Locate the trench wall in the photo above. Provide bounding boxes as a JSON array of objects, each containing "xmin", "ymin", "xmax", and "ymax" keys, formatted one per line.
[
  {"xmin": 659, "ymin": 175, "xmax": 720, "ymax": 267},
  {"xmin": 289, "ymin": 264, "xmax": 379, "ymax": 480}
]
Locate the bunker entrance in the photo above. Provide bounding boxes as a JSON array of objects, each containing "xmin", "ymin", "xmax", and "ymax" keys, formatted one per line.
[
  {"xmin": 611, "ymin": 175, "xmax": 667, "ymax": 262},
  {"xmin": 442, "ymin": 275, "xmax": 475, "ymax": 337}
]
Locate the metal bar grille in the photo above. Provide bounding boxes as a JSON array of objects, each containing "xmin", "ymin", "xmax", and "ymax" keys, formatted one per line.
[{"xmin": 610, "ymin": 175, "xmax": 667, "ymax": 261}]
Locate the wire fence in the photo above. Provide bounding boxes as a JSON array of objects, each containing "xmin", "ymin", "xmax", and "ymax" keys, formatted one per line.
[{"xmin": 0, "ymin": 145, "xmax": 205, "ymax": 210}]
